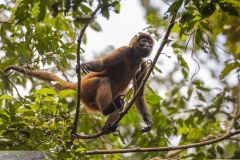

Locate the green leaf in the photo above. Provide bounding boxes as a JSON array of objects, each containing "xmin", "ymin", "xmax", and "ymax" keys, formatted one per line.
[
  {"xmin": 220, "ymin": 62, "xmax": 239, "ymax": 79},
  {"xmin": 177, "ymin": 55, "xmax": 189, "ymax": 71},
  {"xmin": 146, "ymin": 94, "xmax": 161, "ymax": 105},
  {"xmin": 29, "ymin": 104, "xmax": 39, "ymax": 112},
  {"xmin": 0, "ymin": 4, "xmax": 6, "ymax": 9},
  {"xmin": 15, "ymin": 2, "xmax": 29, "ymax": 22},
  {"xmin": 180, "ymin": 12, "xmax": 195, "ymax": 24},
  {"xmin": 179, "ymin": 56, "xmax": 188, "ymax": 69},
  {"xmin": 187, "ymin": 88, "xmax": 193, "ymax": 100},
  {"xmin": 35, "ymin": 88, "xmax": 57, "ymax": 95},
  {"xmin": 58, "ymin": 89, "xmax": 76, "ymax": 99},
  {"xmin": 181, "ymin": 68, "xmax": 188, "ymax": 79},
  {"xmin": 49, "ymin": 2, "xmax": 59, "ymax": 17},
  {"xmin": 80, "ymin": 4, "xmax": 92, "ymax": 14},
  {"xmin": 194, "ymin": 152, "xmax": 206, "ymax": 160},
  {"xmin": 166, "ymin": 0, "xmax": 183, "ymax": 14},
  {"xmin": 90, "ymin": 21, "xmax": 102, "ymax": 32},
  {"xmin": 37, "ymin": 0, "xmax": 47, "ymax": 21},
  {"xmin": 0, "ymin": 113, "xmax": 9, "ymax": 122},
  {"xmin": 200, "ymin": 21, "xmax": 212, "ymax": 33},
  {"xmin": 76, "ymin": 147, "xmax": 86, "ymax": 152},
  {"xmin": 74, "ymin": 17, "xmax": 92, "ymax": 24},
  {"xmin": 217, "ymin": 145, "xmax": 224, "ymax": 155},
  {"xmin": 43, "ymin": 96, "xmax": 55, "ymax": 102},
  {"xmin": 0, "ymin": 94, "xmax": 13, "ymax": 100},
  {"xmin": 195, "ymin": 28, "xmax": 203, "ymax": 46},
  {"xmin": 197, "ymin": 92, "xmax": 206, "ymax": 102},
  {"xmin": 218, "ymin": 2, "xmax": 239, "ymax": 16},
  {"xmin": 101, "ymin": 6, "xmax": 110, "ymax": 19},
  {"xmin": 112, "ymin": 1, "xmax": 121, "ymax": 13},
  {"xmin": 193, "ymin": 1, "xmax": 216, "ymax": 17},
  {"xmin": 154, "ymin": 66, "xmax": 162, "ymax": 74}
]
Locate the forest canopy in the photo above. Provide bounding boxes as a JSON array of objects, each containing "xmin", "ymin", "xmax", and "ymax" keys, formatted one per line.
[{"xmin": 0, "ymin": 0, "xmax": 240, "ymax": 159}]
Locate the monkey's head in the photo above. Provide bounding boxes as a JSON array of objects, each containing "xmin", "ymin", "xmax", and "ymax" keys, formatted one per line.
[{"xmin": 129, "ymin": 33, "xmax": 154, "ymax": 57}]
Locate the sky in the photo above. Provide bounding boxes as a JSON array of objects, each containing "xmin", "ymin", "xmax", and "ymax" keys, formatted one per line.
[{"xmin": 83, "ymin": 0, "xmax": 148, "ymax": 56}]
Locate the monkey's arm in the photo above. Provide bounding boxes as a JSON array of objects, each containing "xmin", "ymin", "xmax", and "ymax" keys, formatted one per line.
[
  {"xmin": 81, "ymin": 46, "xmax": 130, "ymax": 73},
  {"xmin": 134, "ymin": 62, "xmax": 153, "ymax": 133},
  {"xmin": 4, "ymin": 66, "xmax": 77, "ymax": 90}
]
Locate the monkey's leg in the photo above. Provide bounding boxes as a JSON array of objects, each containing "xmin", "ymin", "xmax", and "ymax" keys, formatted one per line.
[
  {"xmin": 96, "ymin": 78, "xmax": 123, "ymax": 115},
  {"xmin": 101, "ymin": 96, "xmax": 125, "ymax": 133},
  {"xmin": 95, "ymin": 78, "xmax": 114, "ymax": 115}
]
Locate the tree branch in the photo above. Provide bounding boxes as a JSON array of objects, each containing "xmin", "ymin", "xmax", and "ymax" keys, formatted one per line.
[
  {"xmin": 0, "ymin": 20, "xmax": 13, "ymax": 24},
  {"xmin": 72, "ymin": 3, "xmax": 103, "ymax": 134},
  {"xmin": 85, "ymin": 130, "xmax": 240, "ymax": 155},
  {"xmin": 0, "ymin": 70, "xmax": 25, "ymax": 105}
]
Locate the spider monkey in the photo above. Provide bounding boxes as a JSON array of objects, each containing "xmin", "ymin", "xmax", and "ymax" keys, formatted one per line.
[{"xmin": 4, "ymin": 32, "xmax": 154, "ymax": 133}]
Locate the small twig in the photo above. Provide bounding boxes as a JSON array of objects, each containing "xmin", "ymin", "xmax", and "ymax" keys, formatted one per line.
[
  {"xmin": 184, "ymin": 32, "xmax": 193, "ymax": 51},
  {"xmin": 0, "ymin": 70, "xmax": 25, "ymax": 105},
  {"xmin": 190, "ymin": 49, "xmax": 200, "ymax": 83},
  {"xmin": 229, "ymin": 87, "xmax": 240, "ymax": 130},
  {"xmin": 85, "ymin": 129, "xmax": 240, "ymax": 155},
  {"xmin": 0, "ymin": 20, "xmax": 13, "ymax": 24},
  {"xmin": 162, "ymin": 0, "xmax": 170, "ymax": 6},
  {"xmin": 189, "ymin": 29, "xmax": 200, "ymax": 84},
  {"xmin": 214, "ymin": 43, "xmax": 232, "ymax": 55}
]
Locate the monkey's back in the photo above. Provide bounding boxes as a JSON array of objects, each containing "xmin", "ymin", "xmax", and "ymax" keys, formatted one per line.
[{"xmin": 105, "ymin": 54, "xmax": 141, "ymax": 97}]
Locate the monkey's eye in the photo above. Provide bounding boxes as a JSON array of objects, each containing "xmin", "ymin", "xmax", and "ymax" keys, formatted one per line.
[
  {"xmin": 139, "ymin": 39, "xmax": 146, "ymax": 45},
  {"xmin": 147, "ymin": 41, "xmax": 153, "ymax": 47}
]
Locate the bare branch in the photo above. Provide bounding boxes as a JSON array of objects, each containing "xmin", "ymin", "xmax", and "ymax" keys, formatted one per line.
[
  {"xmin": 0, "ymin": 20, "xmax": 13, "ymax": 24},
  {"xmin": 85, "ymin": 130, "xmax": 240, "ymax": 155},
  {"xmin": 0, "ymin": 70, "xmax": 25, "ymax": 105},
  {"xmin": 72, "ymin": 3, "xmax": 103, "ymax": 135}
]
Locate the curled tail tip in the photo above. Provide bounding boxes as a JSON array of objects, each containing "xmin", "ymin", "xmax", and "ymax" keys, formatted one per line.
[
  {"xmin": 3, "ymin": 65, "xmax": 22, "ymax": 73},
  {"xmin": 3, "ymin": 66, "xmax": 13, "ymax": 73}
]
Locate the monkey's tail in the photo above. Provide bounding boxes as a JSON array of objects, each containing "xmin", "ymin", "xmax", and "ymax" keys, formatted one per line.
[{"xmin": 4, "ymin": 65, "xmax": 77, "ymax": 90}]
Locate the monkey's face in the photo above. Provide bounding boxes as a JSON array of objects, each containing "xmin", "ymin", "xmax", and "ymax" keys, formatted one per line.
[{"xmin": 137, "ymin": 37, "xmax": 153, "ymax": 56}]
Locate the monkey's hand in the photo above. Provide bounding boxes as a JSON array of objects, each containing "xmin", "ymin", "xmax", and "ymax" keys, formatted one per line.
[
  {"xmin": 102, "ymin": 123, "xmax": 118, "ymax": 134},
  {"xmin": 141, "ymin": 115, "xmax": 153, "ymax": 133},
  {"xmin": 81, "ymin": 61, "xmax": 103, "ymax": 74}
]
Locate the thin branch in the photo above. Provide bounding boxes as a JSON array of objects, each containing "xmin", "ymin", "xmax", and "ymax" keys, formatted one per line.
[
  {"xmin": 184, "ymin": 32, "xmax": 193, "ymax": 51},
  {"xmin": 162, "ymin": 0, "xmax": 170, "ymax": 6},
  {"xmin": 0, "ymin": 20, "xmax": 13, "ymax": 24},
  {"xmin": 72, "ymin": 3, "xmax": 103, "ymax": 134},
  {"xmin": 0, "ymin": 70, "xmax": 25, "ymax": 105},
  {"xmin": 229, "ymin": 87, "xmax": 240, "ymax": 130},
  {"xmin": 85, "ymin": 129, "xmax": 240, "ymax": 155}
]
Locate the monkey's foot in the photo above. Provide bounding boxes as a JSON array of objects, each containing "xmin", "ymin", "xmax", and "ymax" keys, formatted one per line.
[
  {"xmin": 102, "ymin": 123, "xmax": 118, "ymax": 134},
  {"xmin": 140, "ymin": 126, "xmax": 152, "ymax": 133},
  {"xmin": 140, "ymin": 116, "xmax": 153, "ymax": 133},
  {"xmin": 80, "ymin": 63, "xmax": 91, "ymax": 74},
  {"xmin": 113, "ymin": 95, "xmax": 125, "ymax": 109}
]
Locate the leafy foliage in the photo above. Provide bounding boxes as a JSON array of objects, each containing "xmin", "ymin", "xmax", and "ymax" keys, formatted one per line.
[{"xmin": 0, "ymin": 0, "xmax": 240, "ymax": 159}]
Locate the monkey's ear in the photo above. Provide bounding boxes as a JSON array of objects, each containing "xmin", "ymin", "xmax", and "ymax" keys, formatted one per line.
[
  {"xmin": 137, "ymin": 32, "xmax": 145, "ymax": 35},
  {"xmin": 129, "ymin": 34, "xmax": 138, "ymax": 47}
]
